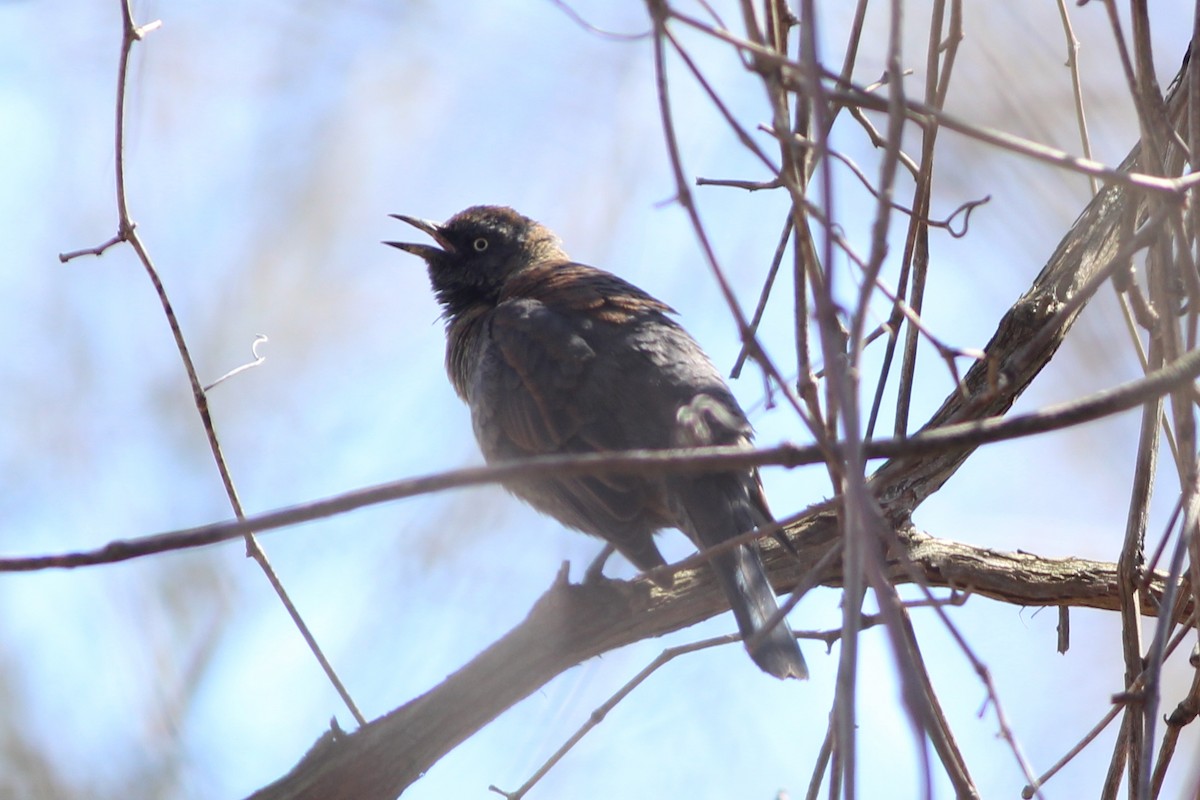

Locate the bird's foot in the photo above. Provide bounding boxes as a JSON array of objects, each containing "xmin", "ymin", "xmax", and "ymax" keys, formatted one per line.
[{"xmin": 583, "ymin": 543, "xmax": 616, "ymax": 585}]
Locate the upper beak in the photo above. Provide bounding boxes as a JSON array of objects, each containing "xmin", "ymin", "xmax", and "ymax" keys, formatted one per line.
[{"xmin": 384, "ymin": 214, "xmax": 455, "ymax": 259}]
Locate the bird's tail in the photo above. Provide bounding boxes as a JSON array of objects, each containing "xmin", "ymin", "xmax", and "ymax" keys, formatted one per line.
[
  {"xmin": 707, "ymin": 529, "xmax": 809, "ymax": 680},
  {"xmin": 672, "ymin": 395, "xmax": 807, "ymax": 679},
  {"xmin": 678, "ymin": 477, "xmax": 808, "ymax": 680}
]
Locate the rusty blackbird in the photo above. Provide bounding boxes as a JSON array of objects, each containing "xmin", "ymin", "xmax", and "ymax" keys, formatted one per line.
[{"xmin": 386, "ymin": 205, "xmax": 807, "ymax": 680}]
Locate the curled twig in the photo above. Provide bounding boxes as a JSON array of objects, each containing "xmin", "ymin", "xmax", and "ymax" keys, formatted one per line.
[{"xmin": 204, "ymin": 334, "xmax": 269, "ymax": 392}]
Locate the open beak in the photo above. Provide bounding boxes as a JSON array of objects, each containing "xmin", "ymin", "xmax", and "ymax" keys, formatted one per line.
[{"xmin": 384, "ymin": 214, "xmax": 456, "ymax": 259}]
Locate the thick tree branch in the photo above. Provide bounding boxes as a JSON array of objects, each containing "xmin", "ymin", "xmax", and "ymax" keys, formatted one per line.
[
  {"xmin": 249, "ymin": 520, "xmax": 1186, "ymax": 800},
  {"xmin": 869, "ymin": 50, "xmax": 1192, "ymax": 517}
]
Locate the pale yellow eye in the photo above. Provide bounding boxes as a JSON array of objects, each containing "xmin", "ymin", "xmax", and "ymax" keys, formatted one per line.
[{"xmin": 473, "ymin": 238, "xmax": 489, "ymax": 252}]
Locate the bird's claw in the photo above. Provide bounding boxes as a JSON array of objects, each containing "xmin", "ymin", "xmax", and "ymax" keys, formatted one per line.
[{"xmin": 583, "ymin": 543, "xmax": 616, "ymax": 585}]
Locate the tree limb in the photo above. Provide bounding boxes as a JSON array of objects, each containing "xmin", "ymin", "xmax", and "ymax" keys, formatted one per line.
[{"xmin": 248, "ymin": 520, "xmax": 1186, "ymax": 800}]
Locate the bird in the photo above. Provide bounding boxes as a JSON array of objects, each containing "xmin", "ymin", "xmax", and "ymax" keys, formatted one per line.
[{"xmin": 385, "ymin": 205, "xmax": 807, "ymax": 680}]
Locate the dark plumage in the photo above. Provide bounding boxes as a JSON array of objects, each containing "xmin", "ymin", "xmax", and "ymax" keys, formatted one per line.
[{"xmin": 386, "ymin": 205, "xmax": 807, "ymax": 680}]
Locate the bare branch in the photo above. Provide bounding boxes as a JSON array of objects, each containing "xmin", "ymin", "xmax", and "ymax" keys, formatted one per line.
[
  {"xmin": 246, "ymin": 523, "xmax": 1192, "ymax": 800},
  {"xmin": 64, "ymin": 0, "xmax": 365, "ymax": 727}
]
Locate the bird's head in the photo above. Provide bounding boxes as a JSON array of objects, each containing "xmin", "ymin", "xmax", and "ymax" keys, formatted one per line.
[{"xmin": 386, "ymin": 205, "xmax": 567, "ymax": 318}]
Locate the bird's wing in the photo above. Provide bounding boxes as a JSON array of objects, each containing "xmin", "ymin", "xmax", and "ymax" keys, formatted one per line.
[
  {"xmin": 485, "ymin": 262, "xmax": 676, "ymax": 459},
  {"xmin": 485, "ymin": 295, "xmax": 596, "ymax": 455},
  {"xmin": 475, "ymin": 264, "xmax": 680, "ymax": 544}
]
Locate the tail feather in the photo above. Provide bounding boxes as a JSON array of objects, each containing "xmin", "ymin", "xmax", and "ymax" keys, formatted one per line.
[
  {"xmin": 710, "ymin": 544, "xmax": 809, "ymax": 680},
  {"xmin": 673, "ymin": 475, "xmax": 808, "ymax": 680},
  {"xmin": 672, "ymin": 394, "xmax": 807, "ymax": 679}
]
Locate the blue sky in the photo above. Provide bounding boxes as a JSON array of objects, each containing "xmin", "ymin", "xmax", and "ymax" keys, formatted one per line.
[{"xmin": 1, "ymin": 1, "xmax": 1197, "ymax": 798}]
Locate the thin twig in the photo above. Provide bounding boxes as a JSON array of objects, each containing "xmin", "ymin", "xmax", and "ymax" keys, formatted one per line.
[
  {"xmin": 687, "ymin": 11, "xmax": 1199, "ymax": 195},
  {"xmin": 65, "ymin": 0, "xmax": 365, "ymax": 728},
  {"xmin": 491, "ymin": 609, "xmax": 891, "ymax": 800},
  {"xmin": 204, "ymin": 334, "xmax": 269, "ymax": 392}
]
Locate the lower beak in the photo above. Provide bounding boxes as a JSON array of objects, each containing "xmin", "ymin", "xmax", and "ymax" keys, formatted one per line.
[{"xmin": 384, "ymin": 214, "xmax": 456, "ymax": 256}]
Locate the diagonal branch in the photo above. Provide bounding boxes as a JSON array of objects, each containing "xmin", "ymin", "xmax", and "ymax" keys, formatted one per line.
[
  {"xmin": 869, "ymin": 48, "xmax": 1193, "ymax": 519},
  {"xmin": 57, "ymin": 0, "xmax": 366, "ymax": 727},
  {"xmin": 247, "ymin": 521, "xmax": 1190, "ymax": 800}
]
